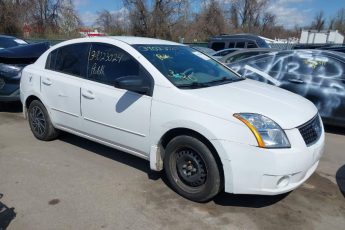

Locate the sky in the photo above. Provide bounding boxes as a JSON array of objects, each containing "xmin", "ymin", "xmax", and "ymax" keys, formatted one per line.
[{"xmin": 74, "ymin": 0, "xmax": 345, "ymax": 29}]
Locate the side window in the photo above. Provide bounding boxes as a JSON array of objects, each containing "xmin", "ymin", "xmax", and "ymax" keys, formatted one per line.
[
  {"xmin": 87, "ymin": 43, "xmax": 152, "ymax": 94},
  {"xmin": 211, "ymin": 42, "xmax": 225, "ymax": 51},
  {"xmin": 228, "ymin": 42, "xmax": 235, "ymax": 48},
  {"xmin": 235, "ymin": 42, "xmax": 245, "ymax": 48},
  {"xmin": 247, "ymin": 42, "xmax": 257, "ymax": 48},
  {"xmin": 53, "ymin": 43, "xmax": 90, "ymax": 77},
  {"xmin": 45, "ymin": 49, "xmax": 58, "ymax": 70}
]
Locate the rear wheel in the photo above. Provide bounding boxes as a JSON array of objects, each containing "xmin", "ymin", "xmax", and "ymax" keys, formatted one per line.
[
  {"xmin": 164, "ymin": 135, "xmax": 221, "ymax": 202},
  {"xmin": 28, "ymin": 100, "xmax": 59, "ymax": 141}
]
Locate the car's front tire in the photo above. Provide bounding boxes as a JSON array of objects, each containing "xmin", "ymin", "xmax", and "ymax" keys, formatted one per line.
[
  {"xmin": 28, "ymin": 100, "xmax": 59, "ymax": 141},
  {"xmin": 164, "ymin": 135, "xmax": 221, "ymax": 202}
]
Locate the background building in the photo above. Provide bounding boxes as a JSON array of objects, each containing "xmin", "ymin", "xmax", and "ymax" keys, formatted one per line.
[{"xmin": 300, "ymin": 30, "xmax": 344, "ymax": 44}]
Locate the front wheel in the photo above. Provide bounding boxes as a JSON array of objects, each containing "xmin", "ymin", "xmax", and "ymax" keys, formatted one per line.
[
  {"xmin": 28, "ymin": 100, "xmax": 59, "ymax": 141},
  {"xmin": 164, "ymin": 135, "xmax": 221, "ymax": 202}
]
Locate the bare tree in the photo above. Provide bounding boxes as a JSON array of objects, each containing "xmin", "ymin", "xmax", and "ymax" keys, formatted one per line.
[
  {"xmin": 94, "ymin": 9, "xmax": 128, "ymax": 35},
  {"xmin": 189, "ymin": 0, "xmax": 226, "ymax": 41},
  {"xmin": 123, "ymin": 0, "xmax": 150, "ymax": 36},
  {"xmin": 95, "ymin": 10, "xmax": 114, "ymax": 33},
  {"xmin": 261, "ymin": 12, "xmax": 276, "ymax": 33},
  {"xmin": 232, "ymin": 0, "xmax": 268, "ymax": 32},
  {"xmin": 330, "ymin": 8, "xmax": 345, "ymax": 34},
  {"xmin": 310, "ymin": 11, "xmax": 326, "ymax": 30},
  {"xmin": 124, "ymin": 0, "xmax": 189, "ymax": 39},
  {"xmin": 230, "ymin": 5, "xmax": 239, "ymax": 29},
  {"xmin": 59, "ymin": 0, "xmax": 81, "ymax": 38}
]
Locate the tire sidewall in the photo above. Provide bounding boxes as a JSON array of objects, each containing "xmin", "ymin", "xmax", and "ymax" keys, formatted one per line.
[
  {"xmin": 28, "ymin": 100, "xmax": 57, "ymax": 141},
  {"xmin": 164, "ymin": 135, "xmax": 221, "ymax": 202}
]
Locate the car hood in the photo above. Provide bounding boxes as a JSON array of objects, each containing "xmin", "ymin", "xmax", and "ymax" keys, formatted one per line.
[
  {"xmin": 0, "ymin": 42, "xmax": 50, "ymax": 64},
  {"xmin": 187, "ymin": 79, "xmax": 317, "ymax": 129}
]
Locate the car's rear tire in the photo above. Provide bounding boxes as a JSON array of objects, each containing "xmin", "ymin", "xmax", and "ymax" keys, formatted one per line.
[
  {"xmin": 28, "ymin": 100, "xmax": 59, "ymax": 141},
  {"xmin": 164, "ymin": 135, "xmax": 221, "ymax": 202}
]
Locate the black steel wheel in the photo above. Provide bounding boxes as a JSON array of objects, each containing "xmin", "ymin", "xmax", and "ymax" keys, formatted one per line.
[
  {"xmin": 28, "ymin": 100, "xmax": 59, "ymax": 141},
  {"xmin": 164, "ymin": 135, "xmax": 221, "ymax": 202}
]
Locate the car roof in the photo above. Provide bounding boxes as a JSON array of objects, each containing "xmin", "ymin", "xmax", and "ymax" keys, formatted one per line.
[
  {"xmin": 229, "ymin": 49, "xmax": 345, "ymax": 65},
  {"xmin": 220, "ymin": 48, "xmax": 279, "ymax": 62},
  {"xmin": 0, "ymin": 35, "xmax": 16, "ymax": 39},
  {"xmin": 109, "ymin": 36, "xmax": 181, "ymax": 45},
  {"xmin": 229, "ymin": 48, "xmax": 279, "ymax": 55}
]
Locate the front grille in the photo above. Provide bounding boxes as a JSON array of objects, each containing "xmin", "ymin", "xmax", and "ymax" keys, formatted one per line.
[{"xmin": 298, "ymin": 115, "xmax": 322, "ymax": 146}]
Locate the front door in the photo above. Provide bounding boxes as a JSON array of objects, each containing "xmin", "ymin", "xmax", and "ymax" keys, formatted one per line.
[{"xmin": 80, "ymin": 43, "xmax": 153, "ymax": 155}]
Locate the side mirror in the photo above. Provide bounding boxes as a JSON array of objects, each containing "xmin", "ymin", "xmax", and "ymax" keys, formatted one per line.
[{"xmin": 114, "ymin": 75, "xmax": 150, "ymax": 95}]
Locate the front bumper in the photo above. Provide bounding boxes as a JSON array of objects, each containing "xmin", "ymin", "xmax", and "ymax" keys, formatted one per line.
[{"xmin": 213, "ymin": 127, "xmax": 325, "ymax": 195}]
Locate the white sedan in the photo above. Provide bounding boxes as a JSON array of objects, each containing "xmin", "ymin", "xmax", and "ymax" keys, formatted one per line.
[{"xmin": 20, "ymin": 37, "xmax": 325, "ymax": 202}]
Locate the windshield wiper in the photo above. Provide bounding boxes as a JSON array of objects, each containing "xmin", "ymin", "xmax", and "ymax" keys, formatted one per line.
[
  {"xmin": 176, "ymin": 77, "xmax": 242, "ymax": 89},
  {"xmin": 176, "ymin": 82, "xmax": 210, "ymax": 89}
]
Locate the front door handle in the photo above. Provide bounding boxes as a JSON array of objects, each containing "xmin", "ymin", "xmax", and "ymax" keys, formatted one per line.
[
  {"xmin": 42, "ymin": 78, "xmax": 52, "ymax": 86},
  {"xmin": 81, "ymin": 89, "xmax": 95, "ymax": 100},
  {"xmin": 288, "ymin": 78, "xmax": 304, "ymax": 84}
]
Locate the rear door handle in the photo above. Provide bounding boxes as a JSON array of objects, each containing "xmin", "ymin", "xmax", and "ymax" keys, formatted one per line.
[
  {"xmin": 81, "ymin": 89, "xmax": 95, "ymax": 100},
  {"xmin": 42, "ymin": 78, "xmax": 52, "ymax": 86},
  {"xmin": 288, "ymin": 78, "xmax": 304, "ymax": 84}
]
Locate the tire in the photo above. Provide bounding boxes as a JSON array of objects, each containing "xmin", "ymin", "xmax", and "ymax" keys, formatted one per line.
[
  {"xmin": 28, "ymin": 100, "xmax": 59, "ymax": 141},
  {"xmin": 164, "ymin": 135, "xmax": 221, "ymax": 202}
]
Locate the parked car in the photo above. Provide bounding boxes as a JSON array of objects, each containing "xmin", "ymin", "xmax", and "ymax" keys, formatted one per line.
[
  {"xmin": 319, "ymin": 46, "xmax": 345, "ymax": 54},
  {"xmin": 0, "ymin": 35, "xmax": 28, "ymax": 49},
  {"xmin": 219, "ymin": 48, "xmax": 279, "ymax": 64},
  {"xmin": 191, "ymin": 46, "xmax": 216, "ymax": 56},
  {"xmin": 20, "ymin": 37, "xmax": 324, "ymax": 202},
  {"xmin": 0, "ymin": 42, "xmax": 50, "ymax": 102},
  {"xmin": 212, "ymin": 48, "xmax": 241, "ymax": 59},
  {"xmin": 208, "ymin": 34, "xmax": 270, "ymax": 51},
  {"xmin": 228, "ymin": 50, "xmax": 345, "ymax": 127}
]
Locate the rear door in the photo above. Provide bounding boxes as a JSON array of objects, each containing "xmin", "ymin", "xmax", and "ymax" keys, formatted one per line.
[{"xmin": 42, "ymin": 43, "xmax": 90, "ymax": 131}]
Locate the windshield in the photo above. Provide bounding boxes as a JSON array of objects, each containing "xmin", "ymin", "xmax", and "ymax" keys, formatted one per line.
[{"xmin": 133, "ymin": 45, "xmax": 242, "ymax": 89}]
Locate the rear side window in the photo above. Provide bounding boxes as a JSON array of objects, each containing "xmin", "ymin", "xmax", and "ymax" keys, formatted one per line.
[
  {"xmin": 247, "ymin": 42, "xmax": 257, "ymax": 48},
  {"xmin": 228, "ymin": 42, "xmax": 235, "ymax": 48},
  {"xmin": 46, "ymin": 43, "xmax": 90, "ymax": 77},
  {"xmin": 236, "ymin": 42, "xmax": 245, "ymax": 48},
  {"xmin": 211, "ymin": 42, "xmax": 225, "ymax": 51},
  {"xmin": 86, "ymin": 43, "xmax": 152, "ymax": 89},
  {"xmin": 45, "ymin": 49, "xmax": 58, "ymax": 70}
]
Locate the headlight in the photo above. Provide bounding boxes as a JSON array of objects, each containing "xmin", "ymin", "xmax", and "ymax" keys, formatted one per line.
[
  {"xmin": 0, "ymin": 64, "xmax": 23, "ymax": 79},
  {"xmin": 234, "ymin": 113, "xmax": 291, "ymax": 148}
]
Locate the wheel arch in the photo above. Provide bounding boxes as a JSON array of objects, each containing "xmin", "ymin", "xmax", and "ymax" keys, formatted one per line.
[
  {"xmin": 158, "ymin": 127, "xmax": 224, "ymax": 190},
  {"xmin": 25, "ymin": 95, "xmax": 42, "ymax": 109}
]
